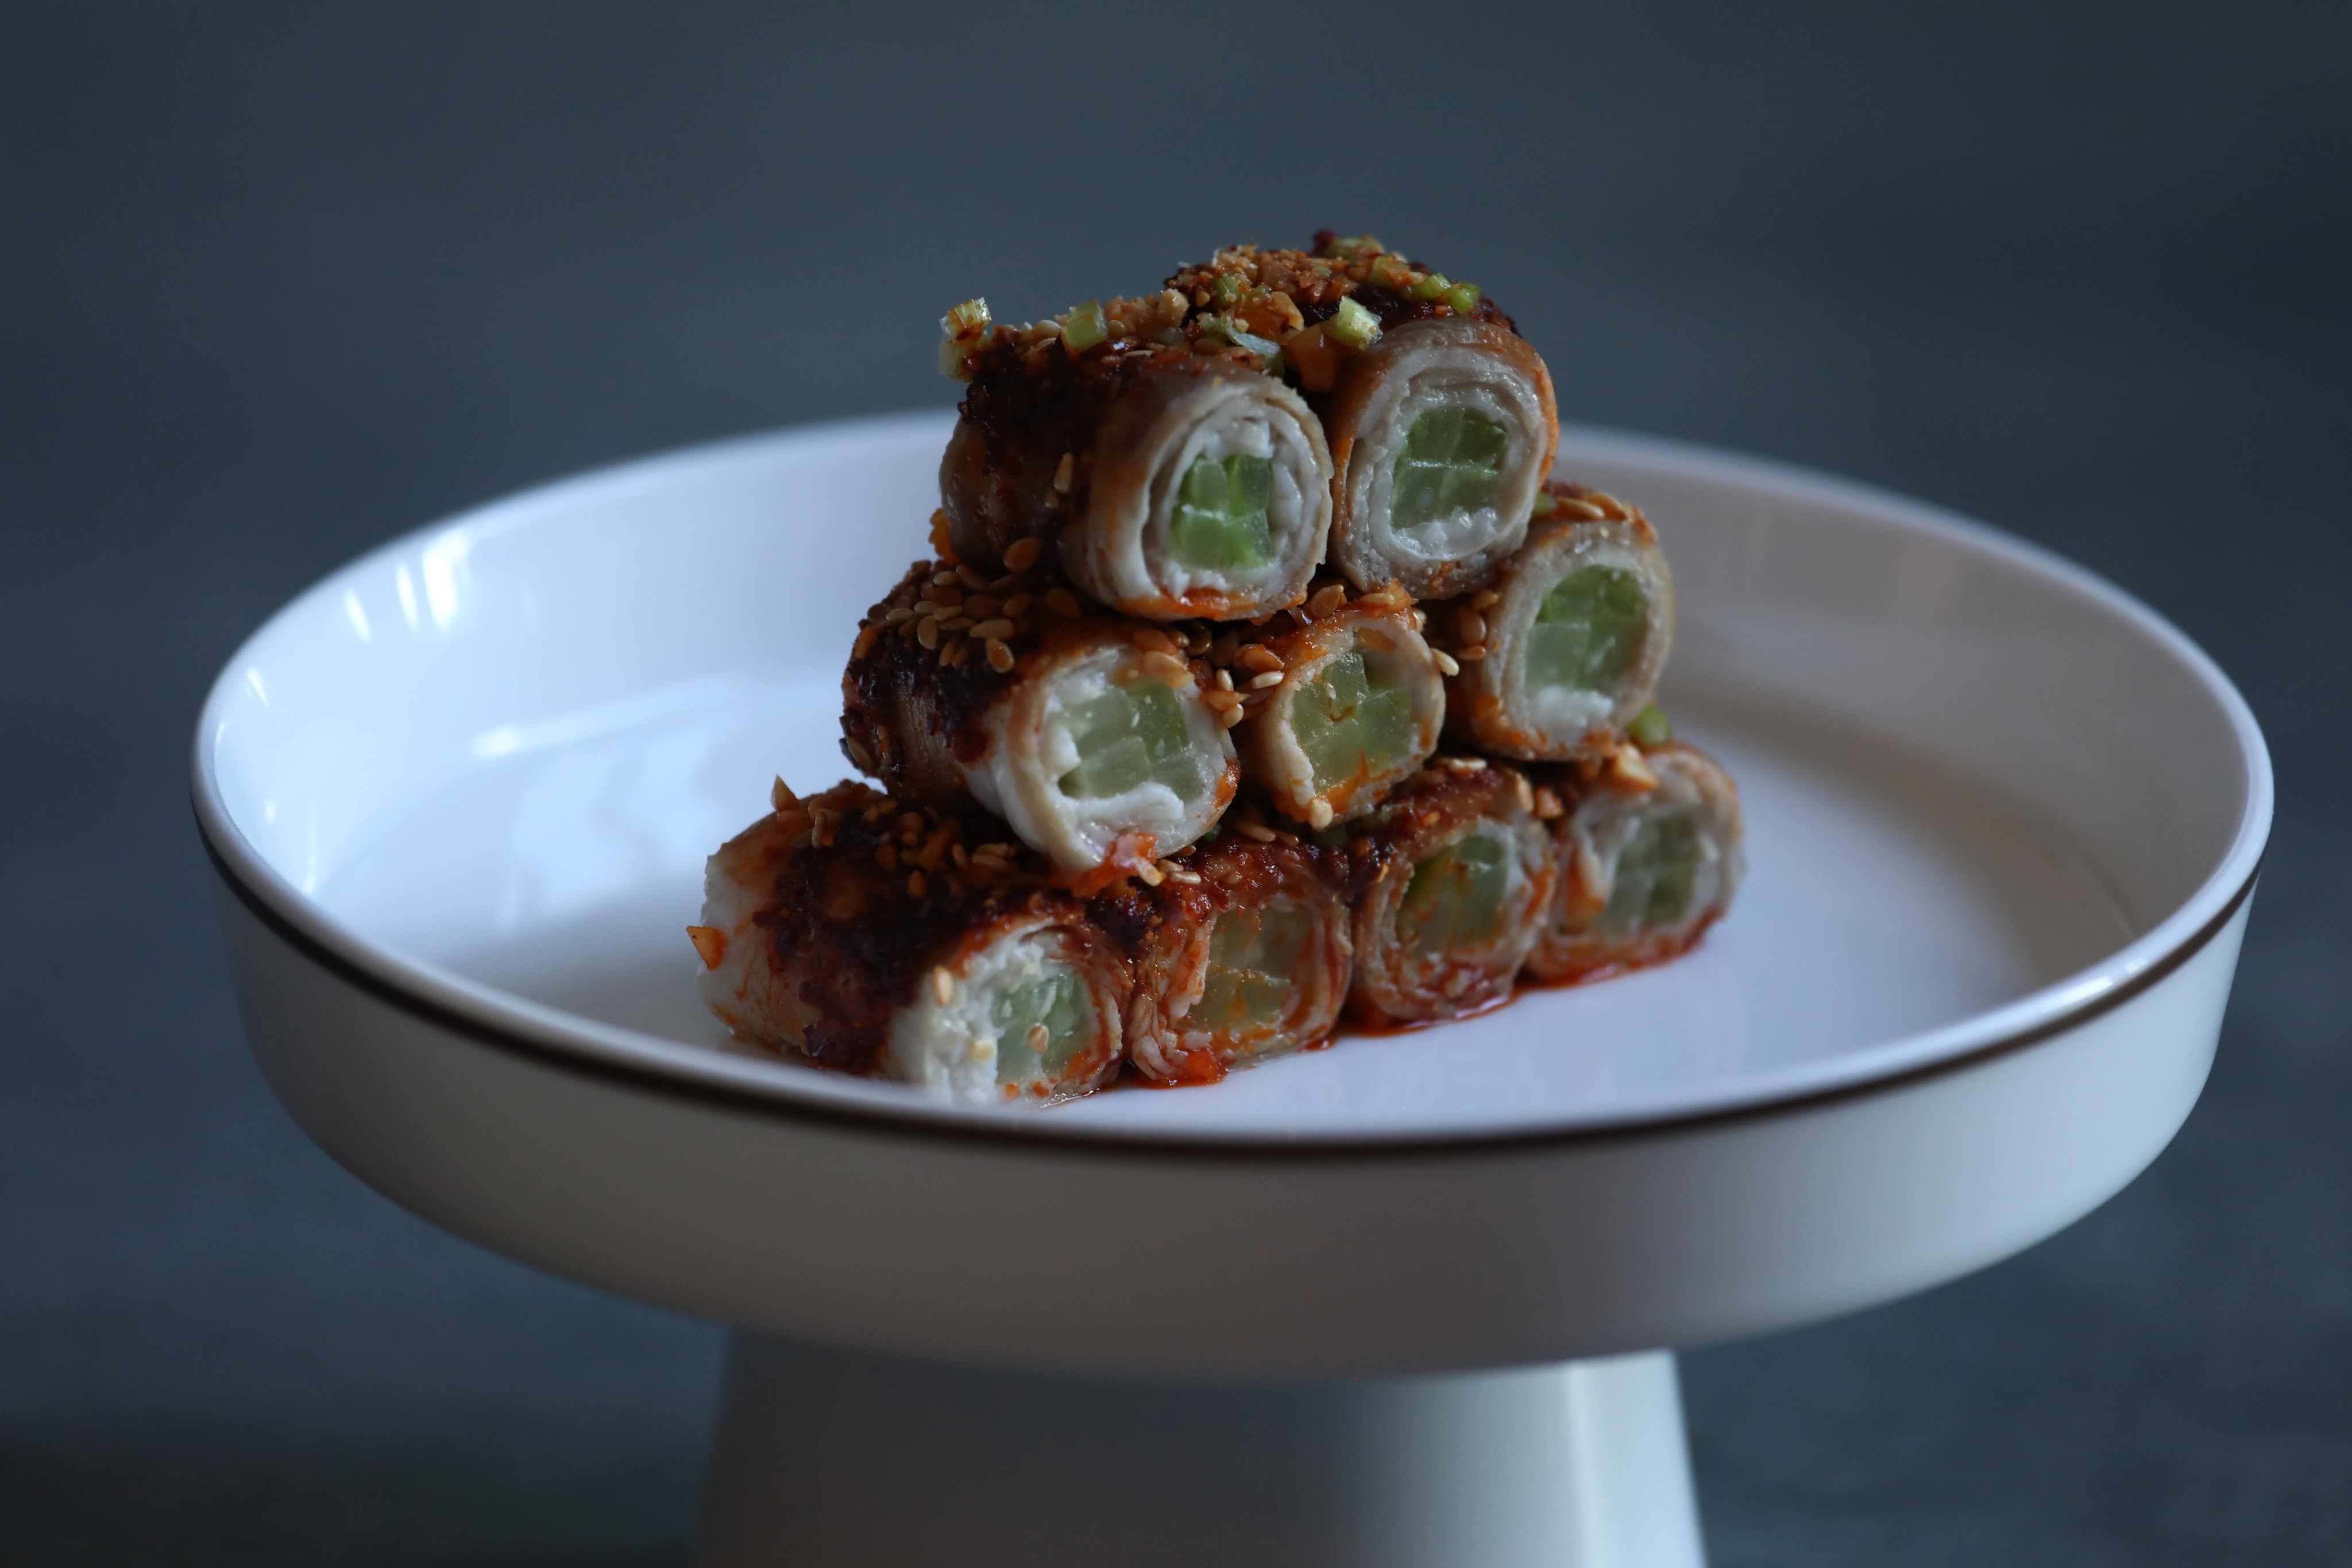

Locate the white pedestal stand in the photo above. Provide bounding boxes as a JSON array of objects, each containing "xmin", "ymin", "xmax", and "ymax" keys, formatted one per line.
[{"xmin": 697, "ymin": 1337, "xmax": 1704, "ymax": 1568}]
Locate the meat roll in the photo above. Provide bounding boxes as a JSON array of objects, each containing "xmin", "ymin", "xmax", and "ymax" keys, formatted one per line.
[
  {"xmin": 1431, "ymin": 482, "xmax": 1675, "ymax": 761},
  {"xmin": 939, "ymin": 292, "xmax": 1334, "ymax": 621},
  {"xmin": 1527, "ymin": 739, "xmax": 1744, "ymax": 984},
  {"xmin": 1344, "ymin": 758, "xmax": 1557, "ymax": 1025},
  {"xmin": 841, "ymin": 556, "xmax": 1239, "ymax": 891},
  {"xmin": 1220, "ymin": 580, "xmax": 1446, "ymax": 829},
  {"xmin": 1094, "ymin": 827, "xmax": 1353, "ymax": 1086},
  {"xmin": 691, "ymin": 781, "xmax": 1130, "ymax": 1106},
  {"xmin": 1164, "ymin": 235, "xmax": 1559, "ymax": 601}
]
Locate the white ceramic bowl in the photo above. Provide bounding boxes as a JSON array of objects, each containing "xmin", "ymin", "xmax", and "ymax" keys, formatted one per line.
[{"xmin": 195, "ymin": 414, "xmax": 2268, "ymax": 1378}]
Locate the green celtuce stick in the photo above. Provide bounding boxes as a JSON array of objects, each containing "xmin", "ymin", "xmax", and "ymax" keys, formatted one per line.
[
  {"xmin": 1391, "ymin": 407, "xmax": 1510, "ymax": 531},
  {"xmin": 1525, "ymin": 566, "xmax": 1648, "ymax": 695},
  {"xmin": 1170, "ymin": 451, "xmax": 1275, "ymax": 570},
  {"xmin": 1057, "ymin": 678, "xmax": 1207, "ymax": 802},
  {"xmin": 987, "ymin": 963, "xmax": 1092, "ymax": 1085},
  {"xmin": 1597, "ymin": 813, "xmax": 1701, "ymax": 934},
  {"xmin": 1292, "ymin": 648, "xmax": 1415, "ymax": 793},
  {"xmin": 1195, "ymin": 905, "xmax": 1315, "ymax": 1030},
  {"xmin": 1396, "ymin": 832, "xmax": 1512, "ymax": 953}
]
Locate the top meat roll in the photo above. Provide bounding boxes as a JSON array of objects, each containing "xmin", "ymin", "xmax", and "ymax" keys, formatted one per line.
[
  {"xmin": 939, "ymin": 293, "xmax": 1334, "ymax": 622},
  {"xmin": 1166, "ymin": 236, "xmax": 1560, "ymax": 601}
]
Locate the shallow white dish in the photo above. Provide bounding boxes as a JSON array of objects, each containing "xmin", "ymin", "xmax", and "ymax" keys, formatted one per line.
[
  {"xmin": 195, "ymin": 412, "xmax": 2266, "ymax": 1376},
  {"xmin": 196, "ymin": 412, "xmax": 2268, "ymax": 1565}
]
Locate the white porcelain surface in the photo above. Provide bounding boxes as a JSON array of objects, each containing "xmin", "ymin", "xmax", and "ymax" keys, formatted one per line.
[
  {"xmin": 195, "ymin": 415, "xmax": 2268, "ymax": 1380},
  {"xmin": 197, "ymin": 413, "xmax": 2266, "ymax": 1142}
]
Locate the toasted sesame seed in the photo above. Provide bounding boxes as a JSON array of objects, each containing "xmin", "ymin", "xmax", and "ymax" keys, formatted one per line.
[
  {"xmin": 1003, "ymin": 537, "xmax": 1043, "ymax": 572},
  {"xmin": 1307, "ymin": 800, "xmax": 1335, "ymax": 830},
  {"xmin": 1557, "ymin": 497, "xmax": 1606, "ymax": 521},
  {"xmin": 1136, "ymin": 861, "xmax": 1164, "ymax": 887},
  {"xmin": 1218, "ymin": 705, "xmax": 1244, "ymax": 729},
  {"xmin": 1470, "ymin": 590, "xmax": 1500, "ymax": 611},
  {"xmin": 1046, "ymin": 588, "xmax": 1082, "ymax": 617},
  {"xmin": 916, "ymin": 617, "xmax": 940, "ymax": 650},
  {"xmin": 771, "ymin": 777, "xmax": 798, "ymax": 813},
  {"xmin": 932, "ymin": 570, "xmax": 960, "ymax": 588},
  {"xmin": 907, "ymin": 870, "xmax": 928, "ymax": 897},
  {"xmin": 1237, "ymin": 644, "xmax": 1284, "ymax": 673},
  {"xmin": 1165, "ymin": 867, "xmax": 1202, "ymax": 885},
  {"xmin": 1027, "ymin": 1022, "xmax": 1051, "ymax": 1052},
  {"xmin": 956, "ymin": 564, "xmax": 988, "ymax": 590},
  {"xmin": 1533, "ymin": 786, "xmax": 1566, "ymax": 820},
  {"xmin": 1249, "ymin": 670, "xmax": 1283, "ymax": 689},
  {"xmin": 971, "ymin": 617, "xmax": 1014, "ymax": 640},
  {"xmin": 1215, "ymin": 668, "xmax": 1234, "ymax": 691},
  {"xmin": 985, "ymin": 637, "xmax": 1014, "ymax": 673},
  {"xmin": 1130, "ymin": 627, "xmax": 1179, "ymax": 654},
  {"xmin": 1052, "ymin": 453, "xmax": 1075, "ymax": 494},
  {"xmin": 963, "ymin": 594, "xmax": 1002, "ymax": 619},
  {"xmin": 883, "ymin": 605, "xmax": 916, "ymax": 624},
  {"xmin": 1455, "ymin": 609, "xmax": 1488, "ymax": 644},
  {"xmin": 932, "ymin": 968, "xmax": 954, "ymax": 1005},
  {"xmin": 1431, "ymin": 649, "xmax": 1461, "ymax": 677},
  {"xmin": 1235, "ymin": 820, "xmax": 1277, "ymax": 843},
  {"xmin": 1308, "ymin": 583, "xmax": 1349, "ymax": 619},
  {"xmin": 1142, "ymin": 650, "xmax": 1190, "ymax": 682},
  {"xmin": 1512, "ymin": 772, "xmax": 1535, "ymax": 813},
  {"xmin": 1458, "ymin": 644, "xmax": 1488, "ymax": 662},
  {"xmin": 1002, "ymin": 593, "xmax": 1032, "ymax": 618}
]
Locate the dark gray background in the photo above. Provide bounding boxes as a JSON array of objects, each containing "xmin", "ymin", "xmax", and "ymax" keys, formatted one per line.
[{"xmin": 3, "ymin": 3, "xmax": 2345, "ymax": 1563}]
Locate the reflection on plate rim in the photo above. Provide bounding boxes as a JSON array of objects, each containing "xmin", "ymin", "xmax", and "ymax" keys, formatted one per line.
[{"xmin": 190, "ymin": 415, "xmax": 2273, "ymax": 1154}]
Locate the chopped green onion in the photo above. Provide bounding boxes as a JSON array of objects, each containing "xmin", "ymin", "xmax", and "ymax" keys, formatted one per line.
[
  {"xmin": 1326, "ymin": 295, "xmax": 1382, "ymax": 352},
  {"xmin": 1411, "ymin": 272, "xmax": 1453, "ymax": 302},
  {"xmin": 1060, "ymin": 300, "xmax": 1109, "ymax": 354},
  {"xmin": 989, "ymin": 962, "xmax": 1091, "ymax": 1084},
  {"xmin": 1445, "ymin": 282, "xmax": 1482, "ymax": 315},
  {"xmin": 1321, "ymin": 234, "xmax": 1385, "ymax": 258},
  {"xmin": 1629, "ymin": 703, "xmax": 1672, "ymax": 747},
  {"xmin": 942, "ymin": 298, "xmax": 991, "ymax": 337},
  {"xmin": 1200, "ymin": 314, "xmax": 1282, "ymax": 360},
  {"xmin": 1530, "ymin": 490, "xmax": 1558, "ymax": 519},
  {"xmin": 938, "ymin": 298, "xmax": 991, "ymax": 378},
  {"xmin": 1368, "ymin": 254, "xmax": 1416, "ymax": 292},
  {"xmin": 1213, "ymin": 273, "xmax": 1246, "ymax": 306}
]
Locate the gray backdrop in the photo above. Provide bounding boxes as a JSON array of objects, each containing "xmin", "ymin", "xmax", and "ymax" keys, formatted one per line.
[{"xmin": 3, "ymin": 4, "xmax": 2345, "ymax": 1563}]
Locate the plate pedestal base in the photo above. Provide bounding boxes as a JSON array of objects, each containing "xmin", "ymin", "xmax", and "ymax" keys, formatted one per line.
[{"xmin": 695, "ymin": 1334, "xmax": 1705, "ymax": 1568}]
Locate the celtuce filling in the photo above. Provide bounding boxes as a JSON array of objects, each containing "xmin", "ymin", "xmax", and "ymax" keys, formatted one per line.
[
  {"xmin": 1397, "ymin": 829, "xmax": 1515, "ymax": 954},
  {"xmin": 1597, "ymin": 812, "xmax": 1701, "ymax": 933},
  {"xmin": 1195, "ymin": 903, "xmax": 1315, "ymax": 1033},
  {"xmin": 1170, "ymin": 451, "xmax": 1274, "ymax": 571},
  {"xmin": 1526, "ymin": 566, "xmax": 1647, "ymax": 698},
  {"xmin": 1292, "ymin": 648, "xmax": 1417, "ymax": 794},
  {"xmin": 1391, "ymin": 408, "xmax": 1510, "ymax": 535}
]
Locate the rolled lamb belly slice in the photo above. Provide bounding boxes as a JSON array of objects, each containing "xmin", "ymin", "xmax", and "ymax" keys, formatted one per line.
[
  {"xmin": 690, "ymin": 782, "xmax": 1129, "ymax": 1106},
  {"xmin": 1227, "ymin": 582, "xmax": 1446, "ymax": 829},
  {"xmin": 841, "ymin": 561, "xmax": 1238, "ymax": 889},
  {"xmin": 1528, "ymin": 741, "xmax": 1744, "ymax": 984},
  {"xmin": 1345, "ymin": 759, "xmax": 1557, "ymax": 1025},
  {"xmin": 1094, "ymin": 832, "xmax": 1353, "ymax": 1086},
  {"xmin": 941, "ymin": 318, "xmax": 1332, "ymax": 621},
  {"xmin": 1435, "ymin": 484, "xmax": 1675, "ymax": 761},
  {"xmin": 1323, "ymin": 318, "xmax": 1559, "ymax": 600}
]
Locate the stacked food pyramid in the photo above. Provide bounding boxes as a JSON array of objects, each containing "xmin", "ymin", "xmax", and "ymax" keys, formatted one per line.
[{"xmin": 688, "ymin": 234, "xmax": 1745, "ymax": 1106}]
